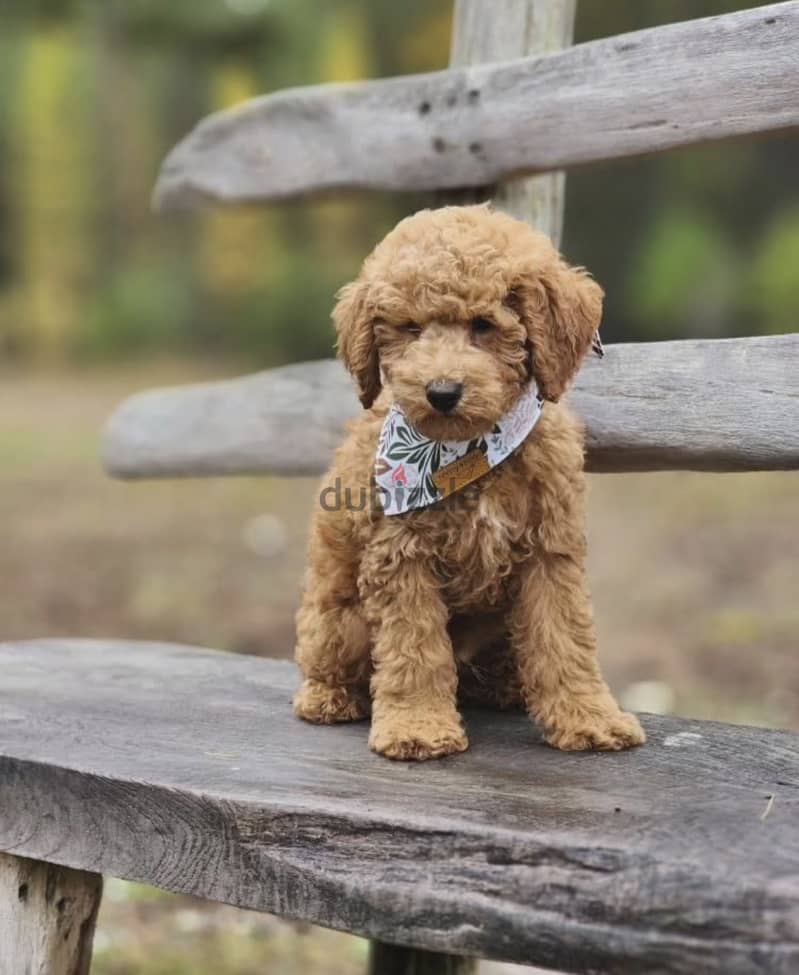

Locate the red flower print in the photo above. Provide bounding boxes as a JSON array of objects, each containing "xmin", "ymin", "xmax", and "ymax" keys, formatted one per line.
[{"xmin": 391, "ymin": 464, "xmax": 408, "ymax": 485}]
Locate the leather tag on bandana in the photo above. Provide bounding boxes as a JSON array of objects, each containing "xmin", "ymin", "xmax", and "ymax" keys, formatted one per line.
[{"xmin": 433, "ymin": 449, "xmax": 490, "ymax": 498}]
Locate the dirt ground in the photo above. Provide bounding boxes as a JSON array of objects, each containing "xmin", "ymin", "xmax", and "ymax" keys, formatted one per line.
[{"xmin": 2, "ymin": 364, "xmax": 797, "ymax": 974}]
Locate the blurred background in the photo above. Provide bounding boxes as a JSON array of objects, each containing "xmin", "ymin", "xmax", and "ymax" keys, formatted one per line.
[{"xmin": 1, "ymin": 1, "xmax": 796, "ymax": 973}]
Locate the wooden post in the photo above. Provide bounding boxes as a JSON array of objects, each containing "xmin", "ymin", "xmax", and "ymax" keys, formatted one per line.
[
  {"xmin": 376, "ymin": 5, "xmax": 577, "ymax": 972},
  {"xmin": 449, "ymin": 0, "xmax": 577, "ymax": 244},
  {"xmin": 0, "ymin": 853, "xmax": 103, "ymax": 975},
  {"xmin": 368, "ymin": 940, "xmax": 477, "ymax": 975}
]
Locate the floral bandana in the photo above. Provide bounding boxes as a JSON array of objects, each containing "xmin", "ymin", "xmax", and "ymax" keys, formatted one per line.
[{"xmin": 374, "ymin": 383, "xmax": 544, "ymax": 516}]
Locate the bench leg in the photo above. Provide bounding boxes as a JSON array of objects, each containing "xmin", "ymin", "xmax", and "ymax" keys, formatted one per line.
[
  {"xmin": 368, "ymin": 940, "xmax": 477, "ymax": 974},
  {"xmin": 0, "ymin": 852, "xmax": 103, "ymax": 975}
]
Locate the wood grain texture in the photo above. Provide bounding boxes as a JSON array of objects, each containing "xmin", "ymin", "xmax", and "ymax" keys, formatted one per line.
[
  {"xmin": 449, "ymin": 0, "xmax": 576, "ymax": 243},
  {"xmin": 101, "ymin": 334, "xmax": 799, "ymax": 479},
  {"xmin": 153, "ymin": 2, "xmax": 799, "ymax": 209},
  {"xmin": 1, "ymin": 640, "xmax": 798, "ymax": 973},
  {"xmin": 0, "ymin": 852, "xmax": 102, "ymax": 975}
]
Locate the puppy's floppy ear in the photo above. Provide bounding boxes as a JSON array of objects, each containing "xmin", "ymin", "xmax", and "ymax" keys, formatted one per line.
[
  {"xmin": 332, "ymin": 279, "xmax": 381, "ymax": 409},
  {"xmin": 510, "ymin": 259, "xmax": 604, "ymax": 402}
]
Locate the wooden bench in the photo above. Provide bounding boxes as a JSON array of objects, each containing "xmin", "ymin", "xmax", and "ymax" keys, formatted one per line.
[
  {"xmin": 3, "ymin": 2, "xmax": 798, "ymax": 972},
  {"xmin": 2, "ymin": 640, "xmax": 798, "ymax": 975}
]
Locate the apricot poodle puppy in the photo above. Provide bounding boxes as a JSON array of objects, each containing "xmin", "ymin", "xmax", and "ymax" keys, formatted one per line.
[{"xmin": 294, "ymin": 204, "xmax": 644, "ymax": 760}]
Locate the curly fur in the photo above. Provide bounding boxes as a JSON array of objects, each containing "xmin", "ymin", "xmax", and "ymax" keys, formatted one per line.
[{"xmin": 294, "ymin": 205, "xmax": 645, "ymax": 760}]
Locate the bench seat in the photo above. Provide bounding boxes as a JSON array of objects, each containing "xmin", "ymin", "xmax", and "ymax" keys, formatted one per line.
[{"xmin": 1, "ymin": 639, "xmax": 797, "ymax": 973}]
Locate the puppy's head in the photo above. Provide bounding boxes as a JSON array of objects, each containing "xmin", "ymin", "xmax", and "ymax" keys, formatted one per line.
[{"xmin": 334, "ymin": 204, "xmax": 602, "ymax": 439}]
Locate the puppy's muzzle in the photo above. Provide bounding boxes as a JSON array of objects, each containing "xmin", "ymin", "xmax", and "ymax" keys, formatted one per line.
[{"xmin": 426, "ymin": 380, "xmax": 463, "ymax": 414}]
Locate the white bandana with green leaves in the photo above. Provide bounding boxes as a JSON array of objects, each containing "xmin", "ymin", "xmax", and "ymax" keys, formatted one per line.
[{"xmin": 374, "ymin": 383, "xmax": 544, "ymax": 516}]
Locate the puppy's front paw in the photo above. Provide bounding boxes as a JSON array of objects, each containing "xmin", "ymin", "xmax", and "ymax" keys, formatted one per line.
[
  {"xmin": 369, "ymin": 708, "xmax": 468, "ymax": 761},
  {"xmin": 294, "ymin": 679, "xmax": 370, "ymax": 724},
  {"xmin": 545, "ymin": 709, "xmax": 645, "ymax": 752}
]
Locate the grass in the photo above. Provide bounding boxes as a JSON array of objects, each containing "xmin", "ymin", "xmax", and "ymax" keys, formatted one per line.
[
  {"xmin": 3, "ymin": 362, "xmax": 797, "ymax": 973},
  {"xmin": 93, "ymin": 882, "xmax": 369, "ymax": 975}
]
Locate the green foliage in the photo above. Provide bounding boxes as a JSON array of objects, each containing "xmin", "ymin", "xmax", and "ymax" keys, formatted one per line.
[
  {"xmin": 745, "ymin": 208, "xmax": 799, "ymax": 335},
  {"xmin": 3, "ymin": 0, "xmax": 75, "ymax": 25},
  {"xmin": 77, "ymin": 257, "xmax": 193, "ymax": 358},
  {"xmin": 0, "ymin": 0, "xmax": 797, "ymax": 364},
  {"xmin": 627, "ymin": 211, "xmax": 737, "ymax": 339},
  {"xmin": 107, "ymin": 0, "xmax": 278, "ymax": 53},
  {"xmin": 214, "ymin": 262, "xmax": 342, "ymax": 365}
]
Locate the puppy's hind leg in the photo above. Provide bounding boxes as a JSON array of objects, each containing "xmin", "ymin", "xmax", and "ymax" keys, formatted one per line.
[
  {"xmin": 294, "ymin": 524, "xmax": 371, "ymax": 724},
  {"xmin": 294, "ymin": 595, "xmax": 371, "ymax": 723}
]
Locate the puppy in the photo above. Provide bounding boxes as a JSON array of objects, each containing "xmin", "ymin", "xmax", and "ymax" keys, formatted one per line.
[{"xmin": 294, "ymin": 204, "xmax": 644, "ymax": 760}]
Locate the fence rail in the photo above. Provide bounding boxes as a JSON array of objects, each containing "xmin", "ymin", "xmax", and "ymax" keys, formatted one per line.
[
  {"xmin": 155, "ymin": 1, "xmax": 799, "ymax": 210},
  {"xmin": 101, "ymin": 334, "xmax": 799, "ymax": 479}
]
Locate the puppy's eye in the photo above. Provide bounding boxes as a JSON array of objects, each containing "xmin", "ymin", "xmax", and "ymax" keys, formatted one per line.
[
  {"xmin": 471, "ymin": 317, "xmax": 495, "ymax": 336},
  {"xmin": 400, "ymin": 322, "xmax": 422, "ymax": 337}
]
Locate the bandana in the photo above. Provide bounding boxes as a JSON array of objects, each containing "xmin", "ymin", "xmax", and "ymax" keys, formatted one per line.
[{"xmin": 374, "ymin": 383, "xmax": 544, "ymax": 516}]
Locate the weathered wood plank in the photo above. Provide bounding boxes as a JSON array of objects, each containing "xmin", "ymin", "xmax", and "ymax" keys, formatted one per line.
[
  {"xmin": 154, "ymin": 2, "xmax": 799, "ymax": 209},
  {"xmin": 449, "ymin": 0, "xmax": 576, "ymax": 242},
  {"xmin": 0, "ymin": 852, "xmax": 102, "ymax": 975},
  {"xmin": 101, "ymin": 335, "xmax": 799, "ymax": 478},
  {"xmin": 1, "ymin": 640, "xmax": 797, "ymax": 973}
]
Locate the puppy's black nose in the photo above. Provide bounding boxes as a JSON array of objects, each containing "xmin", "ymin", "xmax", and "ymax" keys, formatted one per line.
[{"xmin": 426, "ymin": 380, "xmax": 463, "ymax": 413}]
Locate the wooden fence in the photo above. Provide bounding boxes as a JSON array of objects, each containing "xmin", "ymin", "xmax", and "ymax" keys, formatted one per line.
[{"xmin": 103, "ymin": 0, "xmax": 799, "ymax": 480}]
